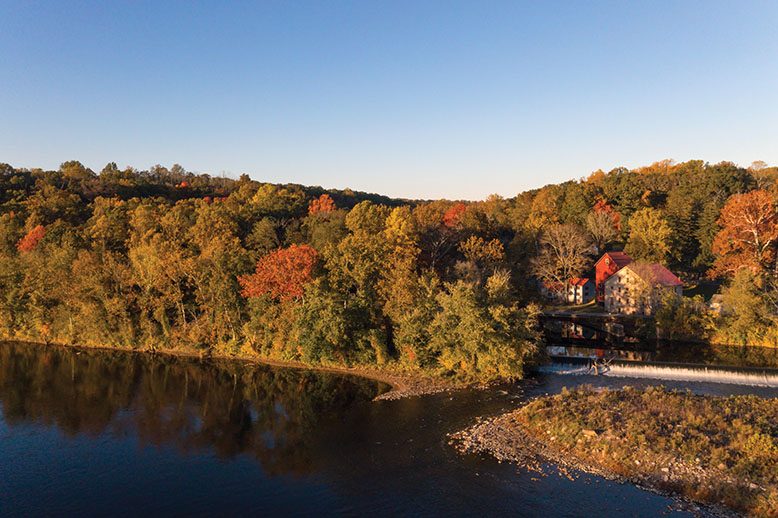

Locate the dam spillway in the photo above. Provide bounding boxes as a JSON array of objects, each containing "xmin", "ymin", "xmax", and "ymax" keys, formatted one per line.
[{"xmin": 540, "ymin": 357, "xmax": 778, "ymax": 388}]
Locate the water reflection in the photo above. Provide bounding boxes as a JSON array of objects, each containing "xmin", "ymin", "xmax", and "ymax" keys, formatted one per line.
[
  {"xmin": 0, "ymin": 342, "xmax": 383, "ymax": 476},
  {"xmin": 4, "ymin": 342, "xmax": 766, "ymax": 516}
]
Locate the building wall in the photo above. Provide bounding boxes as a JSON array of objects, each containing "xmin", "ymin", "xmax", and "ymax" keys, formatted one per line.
[
  {"xmin": 595, "ymin": 258, "xmax": 620, "ymax": 302},
  {"xmin": 604, "ymin": 270, "xmax": 638, "ymax": 314},
  {"xmin": 565, "ymin": 282, "xmax": 594, "ymax": 305},
  {"xmin": 604, "ymin": 270, "xmax": 681, "ymax": 316}
]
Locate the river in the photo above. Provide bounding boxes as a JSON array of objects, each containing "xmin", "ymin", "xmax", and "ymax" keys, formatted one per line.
[{"xmin": 1, "ymin": 341, "xmax": 776, "ymax": 517}]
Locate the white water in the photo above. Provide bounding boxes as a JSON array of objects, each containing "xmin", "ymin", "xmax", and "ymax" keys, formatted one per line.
[{"xmin": 539, "ymin": 362, "xmax": 778, "ymax": 388}]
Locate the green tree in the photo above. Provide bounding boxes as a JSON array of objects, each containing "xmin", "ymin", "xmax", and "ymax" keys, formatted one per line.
[
  {"xmin": 625, "ymin": 208, "xmax": 672, "ymax": 263},
  {"xmin": 428, "ymin": 279, "xmax": 539, "ymax": 382},
  {"xmin": 716, "ymin": 269, "xmax": 775, "ymax": 346}
]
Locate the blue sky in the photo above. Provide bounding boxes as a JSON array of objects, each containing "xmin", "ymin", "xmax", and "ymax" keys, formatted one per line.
[{"xmin": 1, "ymin": 1, "xmax": 776, "ymax": 200}]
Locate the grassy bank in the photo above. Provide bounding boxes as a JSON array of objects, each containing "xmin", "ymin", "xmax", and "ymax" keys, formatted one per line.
[{"xmin": 454, "ymin": 386, "xmax": 778, "ymax": 516}]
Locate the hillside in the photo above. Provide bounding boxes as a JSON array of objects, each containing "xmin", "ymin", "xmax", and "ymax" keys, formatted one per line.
[{"xmin": 1, "ymin": 158, "xmax": 777, "ymax": 380}]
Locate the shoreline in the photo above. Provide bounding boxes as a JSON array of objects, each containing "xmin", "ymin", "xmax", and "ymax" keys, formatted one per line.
[
  {"xmin": 451, "ymin": 388, "xmax": 777, "ymax": 517},
  {"xmin": 450, "ymin": 414, "xmax": 732, "ymax": 517},
  {"xmin": 0, "ymin": 339, "xmax": 458, "ymax": 400}
]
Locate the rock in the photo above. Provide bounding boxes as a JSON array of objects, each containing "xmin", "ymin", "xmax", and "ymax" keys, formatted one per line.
[{"xmin": 581, "ymin": 429, "xmax": 599, "ymax": 438}]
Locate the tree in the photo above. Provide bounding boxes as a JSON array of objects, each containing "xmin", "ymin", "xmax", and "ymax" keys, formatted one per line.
[
  {"xmin": 442, "ymin": 202, "xmax": 467, "ymax": 229},
  {"xmin": 17, "ymin": 225, "xmax": 46, "ymax": 253},
  {"xmin": 308, "ymin": 194, "xmax": 336, "ymax": 215},
  {"xmin": 664, "ymin": 187, "xmax": 701, "ymax": 267},
  {"xmin": 586, "ymin": 211, "xmax": 619, "ymax": 253},
  {"xmin": 586, "ymin": 200, "xmax": 621, "ymax": 253},
  {"xmin": 531, "ymin": 223, "xmax": 592, "ymax": 293},
  {"xmin": 528, "ymin": 186, "xmax": 561, "ymax": 230},
  {"xmin": 459, "ymin": 235, "xmax": 504, "ymax": 266},
  {"xmin": 715, "ymin": 269, "xmax": 775, "ymax": 346},
  {"xmin": 239, "ymin": 244, "xmax": 319, "ymax": 301},
  {"xmin": 246, "ymin": 217, "xmax": 280, "ymax": 256},
  {"xmin": 711, "ymin": 190, "xmax": 778, "ymax": 278},
  {"xmin": 625, "ymin": 208, "xmax": 671, "ymax": 263},
  {"xmin": 456, "ymin": 235, "xmax": 505, "ymax": 283},
  {"xmin": 427, "ymin": 279, "xmax": 539, "ymax": 382},
  {"xmin": 654, "ymin": 291, "xmax": 713, "ymax": 341}
]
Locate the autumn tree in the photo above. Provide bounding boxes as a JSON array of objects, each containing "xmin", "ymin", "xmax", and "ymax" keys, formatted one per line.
[
  {"xmin": 308, "ymin": 194, "xmax": 336, "ymax": 215},
  {"xmin": 586, "ymin": 200, "xmax": 621, "ymax": 253},
  {"xmin": 414, "ymin": 201, "xmax": 461, "ymax": 269},
  {"xmin": 531, "ymin": 223, "xmax": 592, "ymax": 293},
  {"xmin": 528, "ymin": 186, "xmax": 561, "ymax": 230},
  {"xmin": 239, "ymin": 244, "xmax": 319, "ymax": 301},
  {"xmin": 442, "ymin": 202, "xmax": 467, "ymax": 229},
  {"xmin": 625, "ymin": 208, "xmax": 671, "ymax": 263},
  {"xmin": 17, "ymin": 225, "xmax": 46, "ymax": 253},
  {"xmin": 711, "ymin": 190, "xmax": 778, "ymax": 278},
  {"xmin": 456, "ymin": 235, "xmax": 505, "ymax": 283},
  {"xmin": 301, "ymin": 194, "xmax": 346, "ymax": 252}
]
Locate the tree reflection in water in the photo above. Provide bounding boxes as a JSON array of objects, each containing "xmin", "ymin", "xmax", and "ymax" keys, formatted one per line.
[{"xmin": 0, "ymin": 342, "xmax": 384, "ymax": 476}]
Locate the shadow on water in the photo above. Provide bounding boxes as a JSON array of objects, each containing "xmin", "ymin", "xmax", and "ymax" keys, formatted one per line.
[{"xmin": 1, "ymin": 341, "xmax": 776, "ymax": 517}]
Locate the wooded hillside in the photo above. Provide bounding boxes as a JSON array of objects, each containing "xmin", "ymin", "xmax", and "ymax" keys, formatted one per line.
[{"xmin": 1, "ymin": 159, "xmax": 776, "ymax": 379}]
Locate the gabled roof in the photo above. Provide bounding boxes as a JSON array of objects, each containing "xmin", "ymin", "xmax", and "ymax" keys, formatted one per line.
[
  {"xmin": 594, "ymin": 251, "xmax": 632, "ymax": 268},
  {"xmin": 569, "ymin": 277, "xmax": 591, "ymax": 286},
  {"xmin": 620, "ymin": 262, "xmax": 682, "ymax": 287}
]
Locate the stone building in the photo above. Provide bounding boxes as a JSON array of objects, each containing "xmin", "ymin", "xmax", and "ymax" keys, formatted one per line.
[{"xmin": 604, "ymin": 262, "xmax": 682, "ymax": 315}]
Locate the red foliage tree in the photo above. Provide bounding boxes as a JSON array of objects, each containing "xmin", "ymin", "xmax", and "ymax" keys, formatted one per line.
[
  {"xmin": 239, "ymin": 244, "xmax": 319, "ymax": 301},
  {"xmin": 442, "ymin": 202, "xmax": 467, "ymax": 228},
  {"xmin": 593, "ymin": 199, "xmax": 621, "ymax": 230},
  {"xmin": 17, "ymin": 225, "xmax": 46, "ymax": 253},
  {"xmin": 308, "ymin": 194, "xmax": 336, "ymax": 215}
]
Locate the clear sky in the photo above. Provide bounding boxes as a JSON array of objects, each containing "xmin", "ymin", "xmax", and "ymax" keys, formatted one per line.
[{"xmin": 1, "ymin": 1, "xmax": 776, "ymax": 200}]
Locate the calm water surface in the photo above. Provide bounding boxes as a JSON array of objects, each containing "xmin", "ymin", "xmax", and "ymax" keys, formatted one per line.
[{"xmin": 1, "ymin": 342, "xmax": 776, "ymax": 517}]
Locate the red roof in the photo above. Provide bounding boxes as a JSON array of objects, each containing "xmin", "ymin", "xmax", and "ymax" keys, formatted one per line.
[
  {"xmin": 625, "ymin": 263, "xmax": 682, "ymax": 286},
  {"xmin": 595, "ymin": 251, "xmax": 632, "ymax": 268},
  {"xmin": 540, "ymin": 280, "xmax": 564, "ymax": 291},
  {"xmin": 569, "ymin": 277, "xmax": 591, "ymax": 286}
]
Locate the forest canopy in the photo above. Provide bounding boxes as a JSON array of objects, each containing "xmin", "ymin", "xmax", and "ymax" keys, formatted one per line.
[{"xmin": 1, "ymin": 158, "xmax": 776, "ymax": 381}]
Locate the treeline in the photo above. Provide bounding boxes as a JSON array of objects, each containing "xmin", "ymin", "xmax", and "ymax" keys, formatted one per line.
[
  {"xmin": 521, "ymin": 159, "xmax": 778, "ymax": 348},
  {"xmin": 1, "ymin": 159, "xmax": 777, "ymax": 381},
  {"xmin": 0, "ymin": 161, "xmax": 541, "ymax": 381}
]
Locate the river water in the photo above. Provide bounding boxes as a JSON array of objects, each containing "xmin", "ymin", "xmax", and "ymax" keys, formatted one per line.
[{"xmin": 1, "ymin": 342, "xmax": 776, "ymax": 517}]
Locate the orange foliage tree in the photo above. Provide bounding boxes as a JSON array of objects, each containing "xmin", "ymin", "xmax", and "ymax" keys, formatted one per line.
[
  {"xmin": 239, "ymin": 244, "xmax": 319, "ymax": 301},
  {"xmin": 308, "ymin": 194, "xmax": 336, "ymax": 215},
  {"xmin": 711, "ymin": 190, "xmax": 778, "ymax": 277},
  {"xmin": 17, "ymin": 225, "xmax": 46, "ymax": 253},
  {"xmin": 442, "ymin": 202, "xmax": 467, "ymax": 228}
]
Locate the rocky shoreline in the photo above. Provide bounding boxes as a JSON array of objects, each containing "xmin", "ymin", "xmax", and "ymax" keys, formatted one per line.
[{"xmin": 449, "ymin": 389, "xmax": 777, "ymax": 517}]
